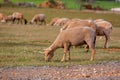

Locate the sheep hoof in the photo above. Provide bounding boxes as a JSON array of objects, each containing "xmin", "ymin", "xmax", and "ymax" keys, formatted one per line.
[
  {"xmin": 90, "ymin": 59, "xmax": 94, "ymax": 61},
  {"xmin": 61, "ymin": 59, "xmax": 66, "ymax": 62},
  {"xmin": 86, "ymin": 50, "xmax": 89, "ymax": 52},
  {"xmin": 67, "ymin": 58, "xmax": 71, "ymax": 61}
]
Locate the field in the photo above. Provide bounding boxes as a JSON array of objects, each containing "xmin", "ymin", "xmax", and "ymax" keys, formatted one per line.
[
  {"xmin": 0, "ymin": 7, "xmax": 120, "ymax": 68},
  {"xmin": 0, "ymin": 0, "xmax": 120, "ymax": 10}
]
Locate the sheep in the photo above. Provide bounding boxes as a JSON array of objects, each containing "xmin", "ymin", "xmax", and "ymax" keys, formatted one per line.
[
  {"xmin": 55, "ymin": 18, "xmax": 69, "ymax": 26},
  {"xmin": 3, "ymin": 15, "xmax": 14, "ymax": 23},
  {"xmin": 61, "ymin": 19, "xmax": 112, "ymax": 48},
  {"xmin": 49, "ymin": 17, "xmax": 60, "ymax": 26},
  {"xmin": 94, "ymin": 19, "xmax": 112, "ymax": 48},
  {"xmin": 12, "ymin": 12, "xmax": 28, "ymax": 24},
  {"xmin": 30, "ymin": 14, "xmax": 46, "ymax": 25},
  {"xmin": 0, "ymin": 13, "xmax": 6, "ymax": 22},
  {"xmin": 44, "ymin": 27, "xmax": 96, "ymax": 62},
  {"xmin": 53, "ymin": 18, "xmax": 70, "ymax": 26},
  {"xmin": 61, "ymin": 19, "xmax": 97, "ymax": 31}
]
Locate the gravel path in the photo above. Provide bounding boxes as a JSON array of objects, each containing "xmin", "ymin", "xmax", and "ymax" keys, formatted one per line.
[{"xmin": 0, "ymin": 61, "xmax": 120, "ymax": 80}]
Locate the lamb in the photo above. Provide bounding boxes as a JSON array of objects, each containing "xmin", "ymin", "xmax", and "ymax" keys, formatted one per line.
[
  {"xmin": 94, "ymin": 19, "xmax": 112, "ymax": 48},
  {"xmin": 44, "ymin": 27, "xmax": 96, "ymax": 62},
  {"xmin": 30, "ymin": 14, "xmax": 46, "ymax": 25}
]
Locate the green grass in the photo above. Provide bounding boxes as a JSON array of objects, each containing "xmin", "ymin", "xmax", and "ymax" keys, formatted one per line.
[
  {"xmin": 0, "ymin": 7, "xmax": 120, "ymax": 67},
  {"xmin": 0, "ymin": 0, "xmax": 45, "ymax": 5},
  {"xmin": 0, "ymin": 0, "xmax": 120, "ymax": 10},
  {"xmin": 93, "ymin": 1, "xmax": 120, "ymax": 10}
]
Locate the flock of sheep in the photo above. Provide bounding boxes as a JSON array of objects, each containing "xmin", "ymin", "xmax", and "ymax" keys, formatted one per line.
[
  {"xmin": 0, "ymin": 12, "xmax": 46, "ymax": 25},
  {"xmin": 0, "ymin": 12, "xmax": 113, "ymax": 62},
  {"xmin": 45, "ymin": 17, "xmax": 112, "ymax": 62}
]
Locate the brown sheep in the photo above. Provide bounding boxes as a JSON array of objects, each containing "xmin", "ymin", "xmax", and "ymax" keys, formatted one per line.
[
  {"xmin": 44, "ymin": 27, "xmax": 96, "ymax": 62},
  {"xmin": 61, "ymin": 19, "xmax": 97, "ymax": 31},
  {"xmin": 0, "ymin": 13, "xmax": 6, "ymax": 22},
  {"xmin": 53, "ymin": 18, "xmax": 70, "ymax": 26},
  {"xmin": 30, "ymin": 14, "xmax": 46, "ymax": 25},
  {"xmin": 3, "ymin": 15, "xmax": 14, "ymax": 23},
  {"xmin": 12, "ymin": 12, "xmax": 28, "ymax": 24},
  {"xmin": 61, "ymin": 19, "xmax": 112, "ymax": 48},
  {"xmin": 94, "ymin": 19, "xmax": 112, "ymax": 48},
  {"xmin": 49, "ymin": 17, "xmax": 60, "ymax": 26}
]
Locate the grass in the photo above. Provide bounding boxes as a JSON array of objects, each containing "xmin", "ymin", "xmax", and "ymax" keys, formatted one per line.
[
  {"xmin": 0, "ymin": 0, "xmax": 120, "ymax": 10},
  {"xmin": 0, "ymin": 0, "xmax": 44, "ymax": 5},
  {"xmin": 93, "ymin": 1, "xmax": 120, "ymax": 10},
  {"xmin": 0, "ymin": 7, "xmax": 120, "ymax": 67}
]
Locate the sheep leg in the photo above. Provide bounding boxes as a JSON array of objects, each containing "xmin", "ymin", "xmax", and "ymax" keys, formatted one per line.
[
  {"xmin": 61, "ymin": 43, "xmax": 70, "ymax": 62},
  {"xmin": 61, "ymin": 51, "xmax": 66, "ymax": 62},
  {"xmin": 85, "ymin": 45, "xmax": 89, "ymax": 52},
  {"xmin": 42, "ymin": 20, "xmax": 46, "ymax": 25},
  {"xmin": 67, "ymin": 49, "xmax": 71, "ymax": 61},
  {"xmin": 90, "ymin": 49, "xmax": 96, "ymax": 61},
  {"xmin": 20, "ymin": 19, "xmax": 23, "ymax": 24},
  {"xmin": 86, "ymin": 38, "xmax": 96, "ymax": 61},
  {"xmin": 35, "ymin": 21, "xmax": 37, "ymax": 24},
  {"xmin": 12, "ymin": 18, "xmax": 16, "ymax": 24},
  {"xmin": 17, "ymin": 19, "xmax": 20, "ymax": 24},
  {"xmin": 104, "ymin": 33, "xmax": 110, "ymax": 48}
]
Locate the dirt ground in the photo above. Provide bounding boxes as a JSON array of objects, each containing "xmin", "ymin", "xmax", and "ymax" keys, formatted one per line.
[{"xmin": 0, "ymin": 61, "xmax": 120, "ymax": 80}]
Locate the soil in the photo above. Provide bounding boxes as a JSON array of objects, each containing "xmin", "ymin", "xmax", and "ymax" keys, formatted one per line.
[{"xmin": 0, "ymin": 61, "xmax": 120, "ymax": 80}]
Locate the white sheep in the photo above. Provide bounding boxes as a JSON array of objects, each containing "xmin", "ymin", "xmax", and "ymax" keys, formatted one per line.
[
  {"xmin": 61, "ymin": 19, "xmax": 112, "ymax": 48},
  {"xmin": 50, "ymin": 17, "xmax": 70, "ymax": 26},
  {"xmin": 49, "ymin": 17, "xmax": 60, "ymax": 26},
  {"xmin": 44, "ymin": 27, "xmax": 96, "ymax": 62},
  {"xmin": 94, "ymin": 19, "xmax": 112, "ymax": 48},
  {"xmin": 61, "ymin": 19, "xmax": 97, "ymax": 32},
  {"xmin": 30, "ymin": 14, "xmax": 46, "ymax": 25}
]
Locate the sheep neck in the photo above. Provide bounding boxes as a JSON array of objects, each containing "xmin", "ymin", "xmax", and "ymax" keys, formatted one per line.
[
  {"xmin": 49, "ymin": 34, "xmax": 62, "ymax": 52},
  {"xmin": 49, "ymin": 42, "xmax": 59, "ymax": 52}
]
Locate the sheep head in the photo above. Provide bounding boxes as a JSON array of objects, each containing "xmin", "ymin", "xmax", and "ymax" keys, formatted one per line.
[
  {"xmin": 29, "ymin": 21, "xmax": 33, "ymax": 24},
  {"xmin": 44, "ymin": 48, "xmax": 54, "ymax": 62}
]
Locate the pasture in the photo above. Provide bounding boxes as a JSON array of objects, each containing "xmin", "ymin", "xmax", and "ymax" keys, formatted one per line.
[
  {"xmin": 1, "ymin": 0, "xmax": 120, "ymax": 10},
  {"xmin": 0, "ymin": 7, "xmax": 120, "ymax": 67}
]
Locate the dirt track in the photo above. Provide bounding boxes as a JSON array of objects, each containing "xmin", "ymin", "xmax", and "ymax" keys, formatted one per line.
[{"xmin": 0, "ymin": 61, "xmax": 120, "ymax": 80}]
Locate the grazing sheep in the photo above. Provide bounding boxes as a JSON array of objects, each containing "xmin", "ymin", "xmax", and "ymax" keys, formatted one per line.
[
  {"xmin": 55, "ymin": 18, "xmax": 69, "ymax": 26},
  {"xmin": 3, "ymin": 15, "xmax": 13, "ymax": 23},
  {"xmin": 12, "ymin": 12, "xmax": 28, "ymax": 24},
  {"xmin": 0, "ymin": 13, "xmax": 6, "ymax": 22},
  {"xmin": 44, "ymin": 27, "xmax": 96, "ymax": 62},
  {"xmin": 94, "ymin": 19, "xmax": 112, "ymax": 48},
  {"xmin": 50, "ymin": 17, "xmax": 60, "ymax": 26},
  {"xmin": 61, "ymin": 19, "xmax": 97, "ymax": 31},
  {"xmin": 30, "ymin": 14, "xmax": 46, "ymax": 25},
  {"xmin": 0, "ymin": 14, "xmax": 14, "ymax": 23},
  {"xmin": 61, "ymin": 19, "xmax": 112, "ymax": 48},
  {"xmin": 53, "ymin": 18, "xmax": 70, "ymax": 26}
]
